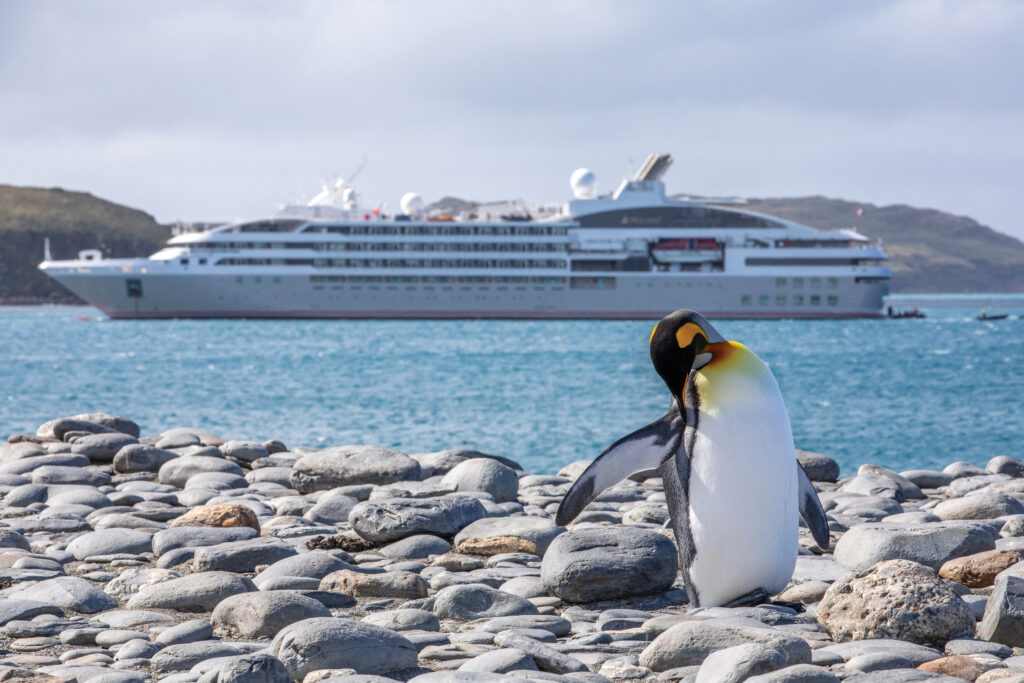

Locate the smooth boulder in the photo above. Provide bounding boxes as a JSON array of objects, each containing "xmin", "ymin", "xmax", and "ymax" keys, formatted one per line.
[{"xmin": 541, "ymin": 527, "xmax": 677, "ymax": 602}]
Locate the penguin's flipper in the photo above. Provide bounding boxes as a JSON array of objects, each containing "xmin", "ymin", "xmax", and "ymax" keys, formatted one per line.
[
  {"xmin": 556, "ymin": 413, "xmax": 680, "ymax": 527},
  {"xmin": 797, "ymin": 463, "xmax": 831, "ymax": 550}
]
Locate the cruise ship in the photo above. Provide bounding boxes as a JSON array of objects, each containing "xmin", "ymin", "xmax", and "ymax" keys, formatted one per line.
[{"xmin": 39, "ymin": 154, "xmax": 891, "ymax": 319}]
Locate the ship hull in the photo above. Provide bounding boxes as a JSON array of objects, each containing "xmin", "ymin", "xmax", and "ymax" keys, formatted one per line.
[{"xmin": 45, "ymin": 270, "xmax": 888, "ymax": 320}]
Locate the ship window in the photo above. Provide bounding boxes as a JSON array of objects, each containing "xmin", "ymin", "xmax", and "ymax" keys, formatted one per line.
[
  {"xmin": 273, "ymin": 277, "xmax": 281, "ymax": 284},
  {"xmin": 775, "ymin": 278, "xmax": 786, "ymax": 287},
  {"xmin": 254, "ymin": 276, "xmax": 262, "ymax": 284},
  {"xmin": 180, "ymin": 258, "xmax": 188, "ymax": 265},
  {"xmin": 759, "ymin": 295, "xmax": 769, "ymax": 306},
  {"xmin": 199, "ymin": 258, "xmax": 207, "ymax": 265},
  {"xmin": 828, "ymin": 295, "xmax": 838, "ymax": 306},
  {"xmin": 828, "ymin": 277, "xmax": 838, "ymax": 288},
  {"xmin": 776, "ymin": 295, "xmax": 786, "ymax": 305},
  {"xmin": 810, "ymin": 295, "xmax": 821, "ymax": 305},
  {"xmin": 741, "ymin": 295, "xmax": 752, "ymax": 306},
  {"xmin": 810, "ymin": 277, "xmax": 821, "ymax": 288},
  {"xmin": 794, "ymin": 295, "xmax": 804, "ymax": 305},
  {"xmin": 793, "ymin": 278, "xmax": 804, "ymax": 288},
  {"xmin": 235, "ymin": 277, "xmax": 243, "ymax": 284}
]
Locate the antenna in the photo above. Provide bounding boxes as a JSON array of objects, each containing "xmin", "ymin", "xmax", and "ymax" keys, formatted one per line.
[
  {"xmin": 44, "ymin": 237, "xmax": 52, "ymax": 262},
  {"xmin": 348, "ymin": 155, "xmax": 368, "ymax": 185}
]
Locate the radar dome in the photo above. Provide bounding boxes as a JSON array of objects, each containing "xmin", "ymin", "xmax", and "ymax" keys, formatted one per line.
[
  {"xmin": 400, "ymin": 192, "xmax": 424, "ymax": 216},
  {"xmin": 341, "ymin": 188, "xmax": 358, "ymax": 209},
  {"xmin": 570, "ymin": 168, "xmax": 597, "ymax": 199}
]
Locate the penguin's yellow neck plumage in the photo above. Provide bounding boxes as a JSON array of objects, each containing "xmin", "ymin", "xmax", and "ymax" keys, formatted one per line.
[{"xmin": 692, "ymin": 341, "xmax": 771, "ymax": 414}]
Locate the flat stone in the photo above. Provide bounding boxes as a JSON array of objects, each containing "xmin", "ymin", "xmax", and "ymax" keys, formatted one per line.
[
  {"xmin": 253, "ymin": 551, "xmax": 355, "ymax": 588},
  {"xmin": 818, "ymin": 560, "xmax": 974, "ymax": 645},
  {"xmin": 0, "ymin": 529, "xmax": 32, "ymax": 551},
  {"xmin": 212, "ymin": 590, "xmax": 331, "ymax": 639},
  {"xmin": 271, "ymin": 617, "xmax": 418, "ymax": 678},
  {"xmin": 219, "ymin": 440, "xmax": 270, "ymax": 462},
  {"xmin": 0, "ymin": 600, "xmax": 64, "ymax": 626},
  {"xmin": 379, "ymin": 534, "xmax": 452, "ymax": 560},
  {"xmin": 290, "ymin": 446, "xmax": 422, "ymax": 493},
  {"xmin": 989, "ymin": 457, "xmax": 1024, "ymax": 478},
  {"xmin": 638, "ymin": 622, "xmax": 812, "ymax": 672},
  {"xmin": 797, "ymin": 451, "xmax": 840, "ymax": 483},
  {"xmin": 695, "ymin": 643, "xmax": 788, "ymax": 683},
  {"xmin": 455, "ymin": 517, "xmax": 565, "ymax": 557},
  {"xmin": 30, "ymin": 466, "xmax": 110, "ymax": 487},
  {"xmin": 71, "ymin": 433, "xmax": 138, "ymax": 462},
  {"xmin": 197, "ymin": 652, "xmax": 291, "ymax": 683},
  {"xmin": 939, "ymin": 550, "xmax": 1023, "ymax": 588},
  {"xmin": 126, "ymin": 571, "xmax": 256, "ymax": 611},
  {"xmin": 7, "ymin": 577, "xmax": 117, "ymax": 614},
  {"xmin": 112, "ymin": 444, "xmax": 178, "ymax": 473},
  {"xmin": 541, "ymin": 527, "xmax": 677, "ymax": 603},
  {"xmin": 978, "ymin": 575, "xmax": 1024, "ymax": 647},
  {"xmin": 362, "ymin": 608, "xmax": 440, "ymax": 632},
  {"xmin": 440, "ymin": 459, "xmax": 519, "ymax": 503},
  {"xmin": 474, "ymin": 615, "xmax": 573, "ymax": 636},
  {"xmin": 833, "ymin": 522, "xmax": 997, "ymax": 571},
  {"xmin": 64, "ymin": 528, "xmax": 153, "ymax": 561},
  {"xmin": 745, "ymin": 664, "xmax": 842, "ymax": 682},
  {"xmin": 153, "ymin": 525, "xmax": 259, "ymax": 556},
  {"xmin": 193, "ymin": 537, "xmax": 297, "ymax": 573},
  {"xmin": 433, "ymin": 583, "xmax": 539, "ymax": 620},
  {"xmin": 320, "ymin": 569, "xmax": 428, "ymax": 599},
  {"xmin": 349, "ymin": 496, "xmax": 488, "ymax": 543},
  {"xmin": 817, "ymin": 640, "xmax": 941, "ymax": 666},
  {"xmin": 900, "ymin": 470, "xmax": 955, "ymax": 489},
  {"xmin": 159, "ymin": 456, "xmax": 244, "ymax": 488},
  {"xmin": 459, "ymin": 648, "xmax": 538, "ymax": 674},
  {"xmin": 104, "ymin": 567, "xmax": 181, "ymax": 597},
  {"xmin": 933, "ymin": 494, "xmax": 1024, "ymax": 521},
  {"xmin": 304, "ymin": 494, "xmax": 359, "ymax": 525},
  {"xmin": 152, "ymin": 641, "xmax": 247, "ymax": 672},
  {"xmin": 156, "ymin": 619, "xmax": 214, "ymax": 645}
]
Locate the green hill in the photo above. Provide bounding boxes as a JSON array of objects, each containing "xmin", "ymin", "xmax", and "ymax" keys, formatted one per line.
[
  {"xmin": 0, "ymin": 185, "xmax": 168, "ymax": 303},
  {"xmin": 744, "ymin": 197, "xmax": 1024, "ymax": 293}
]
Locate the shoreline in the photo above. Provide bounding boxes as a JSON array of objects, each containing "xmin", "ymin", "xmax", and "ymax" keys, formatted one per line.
[{"xmin": 2, "ymin": 412, "xmax": 1024, "ymax": 682}]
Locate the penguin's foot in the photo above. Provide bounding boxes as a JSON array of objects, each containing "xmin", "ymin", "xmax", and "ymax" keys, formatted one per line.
[
  {"xmin": 723, "ymin": 588, "xmax": 771, "ymax": 608},
  {"xmin": 770, "ymin": 599, "xmax": 806, "ymax": 613}
]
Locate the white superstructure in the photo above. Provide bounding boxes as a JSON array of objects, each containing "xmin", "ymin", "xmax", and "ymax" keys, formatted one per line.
[{"xmin": 39, "ymin": 154, "xmax": 891, "ymax": 319}]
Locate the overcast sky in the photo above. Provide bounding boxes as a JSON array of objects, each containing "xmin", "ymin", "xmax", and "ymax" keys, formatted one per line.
[{"xmin": 2, "ymin": 1, "xmax": 1023, "ymax": 239}]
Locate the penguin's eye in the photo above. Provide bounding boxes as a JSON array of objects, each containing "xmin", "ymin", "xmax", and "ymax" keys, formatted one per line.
[{"xmin": 675, "ymin": 323, "xmax": 707, "ymax": 349}]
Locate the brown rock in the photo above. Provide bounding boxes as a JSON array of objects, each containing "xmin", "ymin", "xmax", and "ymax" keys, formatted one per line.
[
  {"xmin": 0, "ymin": 665, "xmax": 76, "ymax": 682},
  {"xmin": 168, "ymin": 503, "xmax": 260, "ymax": 532},
  {"xmin": 939, "ymin": 549, "xmax": 1023, "ymax": 588},
  {"xmin": 320, "ymin": 569, "xmax": 428, "ymax": 599},
  {"xmin": 456, "ymin": 536, "xmax": 538, "ymax": 556},
  {"xmin": 917, "ymin": 655, "xmax": 984, "ymax": 681},
  {"xmin": 817, "ymin": 559, "xmax": 974, "ymax": 645},
  {"xmin": 305, "ymin": 534, "xmax": 375, "ymax": 553}
]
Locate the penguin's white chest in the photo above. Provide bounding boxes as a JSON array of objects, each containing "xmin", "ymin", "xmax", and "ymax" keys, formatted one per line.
[{"xmin": 685, "ymin": 361, "xmax": 799, "ymax": 607}]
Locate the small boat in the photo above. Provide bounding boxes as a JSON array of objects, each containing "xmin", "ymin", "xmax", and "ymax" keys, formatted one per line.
[
  {"xmin": 977, "ymin": 309, "xmax": 1008, "ymax": 321},
  {"xmin": 887, "ymin": 307, "xmax": 925, "ymax": 319}
]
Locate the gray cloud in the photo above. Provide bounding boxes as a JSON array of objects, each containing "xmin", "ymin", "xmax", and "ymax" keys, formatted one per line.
[{"xmin": 1, "ymin": 0, "xmax": 1022, "ymax": 239}]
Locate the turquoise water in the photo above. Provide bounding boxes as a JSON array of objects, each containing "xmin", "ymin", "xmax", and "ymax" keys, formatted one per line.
[{"xmin": 2, "ymin": 302, "xmax": 1022, "ymax": 476}]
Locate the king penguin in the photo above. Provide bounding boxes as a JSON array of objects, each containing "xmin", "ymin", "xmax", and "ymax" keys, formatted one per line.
[{"xmin": 556, "ymin": 309, "xmax": 831, "ymax": 608}]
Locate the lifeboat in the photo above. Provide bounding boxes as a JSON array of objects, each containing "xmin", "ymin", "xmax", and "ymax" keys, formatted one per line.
[{"xmin": 651, "ymin": 238, "xmax": 722, "ymax": 264}]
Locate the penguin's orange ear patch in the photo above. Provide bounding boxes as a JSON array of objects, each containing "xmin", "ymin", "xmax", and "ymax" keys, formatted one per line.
[
  {"xmin": 649, "ymin": 323, "xmax": 659, "ymax": 343},
  {"xmin": 675, "ymin": 323, "xmax": 707, "ymax": 349}
]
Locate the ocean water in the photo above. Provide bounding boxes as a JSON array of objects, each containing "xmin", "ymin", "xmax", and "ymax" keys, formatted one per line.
[{"xmin": 2, "ymin": 299, "xmax": 1022, "ymax": 476}]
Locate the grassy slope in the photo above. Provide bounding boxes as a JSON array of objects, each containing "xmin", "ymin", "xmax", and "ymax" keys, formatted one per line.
[
  {"xmin": 0, "ymin": 185, "xmax": 168, "ymax": 303},
  {"xmin": 744, "ymin": 196, "xmax": 1024, "ymax": 293}
]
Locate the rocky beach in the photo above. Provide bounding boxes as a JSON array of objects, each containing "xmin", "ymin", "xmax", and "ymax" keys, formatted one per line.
[{"xmin": 2, "ymin": 413, "xmax": 1024, "ymax": 683}]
